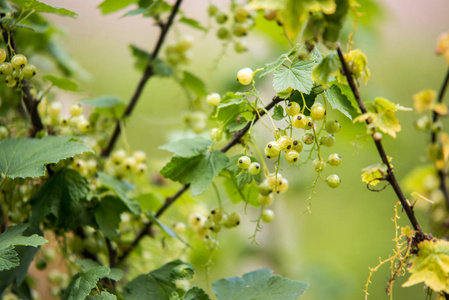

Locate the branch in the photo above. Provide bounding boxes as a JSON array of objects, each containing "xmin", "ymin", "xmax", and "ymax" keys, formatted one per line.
[
  {"xmin": 116, "ymin": 96, "xmax": 283, "ymax": 264},
  {"xmin": 336, "ymin": 44, "xmax": 425, "ymax": 239},
  {"xmin": 431, "ymin": 68, "xmax": 449, "ymax": 209},
  {"xmin": 101, "ymin": 0, "xmax": 183, "ymax": 157},
  {"xmin": 0, "ymin": 28, "xmax": 43, "ymax": 136}
]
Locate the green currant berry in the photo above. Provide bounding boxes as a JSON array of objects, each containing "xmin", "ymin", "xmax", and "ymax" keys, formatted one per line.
[
  {"xmin": 248, "ymin": 162, "xmax": 261, "ymax": 175},
  {"xmin": 35, "ymin": 257, "xmax": 47, "ymax": 270},
  {"xmin": 319, "ymin": 134, "xmax": 335, "ymax": 147},
  {"xmin": 11, "ymin": 54, "xmax": 27, "ymax": 69},
  {"xmin": 277, "ymin": 135, "xmax": 293, "ymax": 151},
  {"xmin": 267, "ymin": 173, "xmax": 283, "ymax": 188},
  {"xmin": 77, "ymin": 119, "xmax": 90, "ymax": 133},
  {"xmin": 325, "ymin": 120, "xmax": 341, "ymax": 134},
  {"xmin": 233, "ymin": 23, "xmax": 248, "ymax": 37},
  {"xmin": 328, "ymin": 153, "xmax": 342, "ymax": 167},
  {"xmin": 258, "ymin": 193, "xmax": 274, "ymax": 206},
  {"xmin": 173, "ymin": 222, "xmax": 186, "ymax": 234},
  {"xmin": 310, "ymin": 103, "xmax": 326, "ymax": 120},
  {"xmin": 22, "ymin": 64, "xmax": 36, "ymax": 79},
  {"xmin": 0, "ymin": 62, "xmax": 12, "ymax": 75},
  {"xmin": 133, "ymin": 150, "xmax": 147, "ymax": 163},
  {"xmin": 217, "ymin": 27, "xmax": 230, "ymax": 40},
  {"xmin": 43, "ymin": 248, "xmax": 56, "ymax": 263},
  {"xmin": 285, "ymin": 150, "xmax": 300, "ymax": 164},
  {"xmin": 237, "ymin": 67, "xmax": 253, "ymax": 85},
  {"xmin": 327, "ymin": 174, "xmax": 341, "ymax": 188},
  {"xmin": 210, "ymin": 208, "xmax": 223, "ymax": 222},
  {"xmin": 123, "ymin": 156, "xmax": 137, "ymax": 172},
  {"xmin": 302, "ymin": 133, "xmax": 314, "ymax": 145},
  {"xmin": 209, "ymin": 223, "xmax": 222, "ymax": 233},
  {"xmin": 234, "ymin": 5, "xmax": 250, "ymax": 23},
  {"xmin": 178, "ymin": 35, "xmax": 194, "ymax": 51},
  {"xmin": 238, "ymin": 155, "xmax": 251, "ymax": 169},
  {"xmin": 273, "ymin": 178, "xmax": 289, "ymax": 194},
  {"xmin": 86, "ymin": 159, "xmax": 98, "ymax": 175},
  {"xmin": 136, "ymin": 163, "xmax": 147, "ymax": 175},
  {"xmin": 69, "ymin": 103, "xmax": 83, "ymax": 117},
  {"xmin": 292, "ymin": 140, "xmax": 303, "ymax": 153},
  {"xmin": 303, "ymin": 116, "xmax": 314, "ymax": 130},
  {"xmin": 203, "ymin": 235, "xmax": 219, "ymax": 249},
  {"xmin": 5, "ymin": 75, "xmax": 16, "ymax": 87},
  {"xmin": 208, "ymin": 4, "xmax": 219, "ymax": 15},
  {"xmin": 234, "ymin": 40, "xmax": 248, "ymax": 53},
  {"xmin": 0, "ymin": 126, "xmax": 9, "ymax": 140},
  {"xmin": 47, "ymin": 101, "xmax": 62, "ymax": 118},
  {"xmin": 189, "ymin": 213, "xmax": 205, "ymax": 228},
  {"xmin": 12, "ymin": 69, "xmax": 23, "ymax": 82},
  {"xmin": 286, "ymin": 102, "xmax": 300, "ymax": 116},
  {"xmin": 206, "ymin": 93, "xmax": 221, "ymax": 106},
  {"xmin": 0, "ymin": 48, "xmax": 6, "ymax": 63},
  {"xmin": 261, "ymin": 209, "xmax": 275, "ymax": 223},
  {"xmin": 264, "ymin": 141, "xmax": 281, "ymax": 159},
  {"xmin": 264, "ymin": 9, "xmax": 277, "ymax": 21},
  {"xmin": 258, "ymin": 180, "xmax": 273, "ymax": 196},
  {"xmin": 112, "ymin": 149, "xmax": 127, "ymax": 164},
  {"xmin": 210, "ymin": 127, "xmax": 223, "ymax": 141},
  {"xmin": 313, "ymin": 158, "xmax": 326, "ymax": 172},
  {"xmin": 215, "ymin": 11, "xmax": 228, "ymax": 24},
  {"xmin": 72, "ymin": 159, "xmax": 87, "ymax": 174},
  {"xmin": 224, "ymin": 212, "xmax": 241, "ymax": 228},
  {"xmin": 292, "ymin": 114, "xmax": 307, "ymax": 128}
]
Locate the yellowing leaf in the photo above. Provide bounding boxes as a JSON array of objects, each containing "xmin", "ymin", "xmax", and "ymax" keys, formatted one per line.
[
  {"xmin": 376, "ymin": 111, "xmax": 401, "ymax": 138},
  {"xmin": 361, "ymin": 162, "xmax": 389, "ymax": 186},
  {"xmin": 436, "ymin": 31, "xmax": 449, "ymax": 65},
  {"xmin": 401, "ymin": 226, "xmax": 415, "ymax": 239},
  {"xmin": 403, "ymin": 240, "xmax": 449, "ymax": 293},
  {"xmin": 413, "ymin": 89, "xmax": 436, "ymax": 113},
  {"xmin": 434, "ymin": 103, "xmax": 448, "ymax": 115},
  {"xmin": 344, "ymin": 49, "xmax": 370, "ymax": 83},
  {"xmin": 375, "ymin": 97, "xmax": 397, "ymax": 112}
]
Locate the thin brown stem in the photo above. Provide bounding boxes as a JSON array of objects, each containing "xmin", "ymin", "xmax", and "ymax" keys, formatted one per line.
[
  {"xmin": 101, "ymin": 0, "xmax": 183, "ymax": 157},
  {"xmin": 336, "ymin": 44, "xmax": 424, "ymax": 239},
  {"xmin": 117, "ymin": 96, "xmax": 283, "ymax": 264}
]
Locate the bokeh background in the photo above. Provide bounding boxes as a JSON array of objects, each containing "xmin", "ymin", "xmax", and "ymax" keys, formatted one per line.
[{"xmin": 39, "ymin": 0, "xmax": 449, "ymax": 299}]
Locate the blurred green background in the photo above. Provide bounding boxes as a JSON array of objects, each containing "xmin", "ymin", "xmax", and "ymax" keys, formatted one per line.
[{"xmin": 43, "ymin": 0, "xmax": 449, "ymax": 299}]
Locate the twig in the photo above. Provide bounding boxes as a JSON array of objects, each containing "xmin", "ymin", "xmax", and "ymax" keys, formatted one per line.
[
  {"xmin": 101, "ymin": 0, "xmax": 184, "ymax": 157},
  {"xmin": 336, "ymin": 44, "xmax": 425, "ymax": 240},
  {"xmin": 116, "ymin": 96, "xmax": 283, "ymax": 264}
]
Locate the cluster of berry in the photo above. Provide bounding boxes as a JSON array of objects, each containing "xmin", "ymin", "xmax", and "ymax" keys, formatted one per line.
[
  {"xmin": 165, "ymin": 35, "xmax": 194, "ymax": 67},
  {"xmin": 0, "ymin": 49, "xmax": 36, "ymax": 87},
  {"xmin": 39, "ymin": 101, "xmax": 91, "ymax": 134},
  {"xmin": 107, "ymin": 149, "xmax": 147, "ymax": 178},
  {"xmin": 208, "ymin": 3, "xmax": 255, "ymax": 53}
]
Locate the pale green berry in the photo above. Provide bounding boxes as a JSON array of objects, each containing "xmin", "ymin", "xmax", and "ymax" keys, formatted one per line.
[
  {"xmin": 328, "ymin": 153, "xmax": 342, "ymax": 167},
  {"xmin": 11, "ymin": 54, "xmax": 27, "ymax": 69},
  {"xmin": 302, "ymin": 133, "xmax": 314, "ymax": 145},
  {"xmin": 69, "ymin": 103, "xmax": 83, "ymax": 117},
  {"xmin": 285, "ymin": 150, "xmax": 300, "ymax": 164},
  {"xmin": 223, "ymin": 212, "xmax": 240, "ymax": 228},
  {"xmin": 43, "ymin": 248, "xmax": 56, "ymax": 263},
  {"xmin": 273, "ymin": 178, "xmax": 288, "ymax": 194},
  {"xmin": 234, "ymin": 40, "xmax": 248, "ymax": 53},
  {"xmin": 261, "ymin": 209, "xmax": 275, "ymax": 223},
  {"xmin": 77, "ymin": 118, "xmax": 90, "ymax": 133},
  {"xmin": 267, "ymin": 173, "xmax": 283, "ymax": 188},
  {"xmin": 210, "ymin": 127, "xmax": 223, "ymax": 141},
  {"xmin": 248, "ymin": 162, "xmax": 261, "ymax": 175},
  {"xmin": 189, "ymin": 213, "xmax": 206, "ymax": 228},
  {"xmin": 112, "ymin": 149, "xmax": 127, "ymax": 164},
  {"xmin": 206, "ymin": 93, "xmax": 221, "ymax": 106},
  {"xmin": 178, "ymin": 35, "xmax": 194, "ymax": 50},
  {"xmin": 292, "ymin": 114, "xmax": 307, "ymax": 128},
  {"xmin": 136, "ymin": 163, "xmax": 147, "ymax": 175},
  {"xmin": 208, "ymin": 223, "xmax": 222, "ymax": 233},
  {"xmin": 310, "ymin": 103, "xmax": 326, "ymax": 120},
  {"xmin": 258, "ymin": 193, "xmax": 274, "ymax": 206},
  {"xmin": 277, "ymin": 135, "xmax": 293, "ymax": 151},
  {"xmin": 0, "ymin": 48, "xmax": 6, "ymax": 63},
  {"xmin": 0, "ymin": 126, "xmax": 9, "ymax": 140},
  {"xmin": 217, "ymin": 27, "xmax": 230, "ymax": 40},
  {"xmin": 234, "ymin": 5, "xmax": 250, "ymax": 23},
  {"xmin": 5, "ymin": 75, "xmax": 16, "ymax": 87},
  {"xmin": 238, "ymin": 155, "xmax": 251, "ymax": 169},
  {"xmin": 286, "ymin": 102, "xmax": 300, "ymax": 116},
  {"xmin": 237, "ymin": 67, "xmax": 253, "ymax": 85},
  {"xmin": 319, "ymin": 134, "xmax": 335, "ymax": 147},
  {"xmin": 173, "ymin": 222, "xmax": 186, "ymax": 234},
  {"xmin": 327, "ymin": 174, "xmax": 341, "ymax": 188},
  {"xmin": 258, "ymin": 180, "xmax": 273, "ymax": 196},
  {"xmin": 292, "ymin": 140, "xmax": 303, "ymax": 153},
  {"xmin": 264, "ymin": 141, "xmax": 281, "ymax": 159},
  {"xmin": 325, "ymin": 120, "xmax": 341, "ymax": 134},
  {"xmin": 0, "ymin": 62, "xmax": 13, "ymax": 75},
  {"xmin": 133, "ymin": 150, "xmax": 147, "ymax": 163},
  {"xmin": 303, "ymin": 116, "xmax": 314, "ymax": 130},
  {"xmin": 60, "ymin": 116, "xmax": 70, "ymax": 126},
  {"xmin": 22, "ymin": 64, "xmax": 36, "ymax": 79},
  {"xmin": 233, "ymin": 23, "xmax": 249, "ymax": 37},
  {"xmin": 208, "ymin": 4, "xmax": 219, "ymax": 16},
  {"xmin": 313, "ymin": 158, "xmax": 326, "ymax": 172},
  {"xmin": 72, "ymin": 159, "xmax": 87, "ymax": 174},
  {"xmin": 215, "ymin": 11, "xmax": 228, "ymax": 24},
  {"xmin": 210, "ymin": 208, "xmax": 223, "ymax": 222},
  {"xmin": 12, "ymin": 69, "xmax": 23, "ymax": 82},
  {"xmin": 48, "ymin": 102, "xmax": 62, "ymax": 118},
  {"xmin": 123, "ymin": 156, "xmax": 137, "ymax": 172},
  {"xmin": 86, "ymin": 159, "xmax": 98, "ymax": 174}
]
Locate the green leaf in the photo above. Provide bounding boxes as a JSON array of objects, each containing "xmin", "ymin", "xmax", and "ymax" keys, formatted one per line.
[
  {"xmin": 44, "ymin": 75, "xmax": 79, "ymax": 92},
  {"xmin": 179, "ymin": 17, "xmax": 207, "ymax": 31},
  {"xmin": 160, "ymin": 151, "xmax": 229, "ymax": 196},
  {"xmin": 134, "ymin": 192, "xmax": 163, "ymax": 211},
  {"xmin": 9, "ymin": 0, "xmax": 76, "ymax": 16},
  {"xmin": 129, "ymin": 44, "xmax": 150, "ymax": 71},
  {"xmin": 98, "ymin": 0, "xmax": 136, "ymax": 14},
  {"xmin": 0, "ymin": 136, "xmax": 92, "ymax": 179},
  {"xmin": 273, "ymin": 58, "xmax": 314, "ymax": 94},
  {"xmin": 181, "ymin": 71, "xmax": 207, "ymax": 97},
  {"xmin": 212, "ymin": 269, "xmax": 309, "ymax": 300},
  {"xmin": 152, "ymin": 58, "xmax": 173, "ymax": 77},
  {"xmin": 0, "ymin": 224, "xmax": 48, "ymax": 271},
  {"xmin": 227, "ymin": 117, "xmax": 250, "ymax": 132},
  {"xmin": 159, "ymin": 137, "xmax": 212, "ymax": 157},
  {"xmin": 216, "ymin": 98, "xmax": 247, "ymax": 123},
  {"xmin": 0, "ymin": 243, "xmax": 39, "ymax": 290},
  {"xmin": 183, "ymin": 287, "xmax": 211, "ymax": 300},
  {"xmin": 324, "ymin": 84, "xmax": 356, "ymax": 120},
  {"xmin": 29, "ymin": 169, "xmax": 90, "ymax": 229},
  {"xmin": 80, "ymin": 96, "xmax": 122, "ymax": 108},
  {"xmin": 259, "ymin": 44, "xmax": 302, "ymax": 78},
  {"xmin": 76, "ymin": 259, "xmax": 123, "ymax": 281},
  {"xmin": 333, "ymin": 82, "xmax": 358, "ymax": 112},
  {"xmin": 87, "ymin": 292, "xmax": 117, "ymax": 300},
  {"xmin": 312, "ymin": 52, "xmax": 340, "ymax": 87},
  {"xmin": 97, "ymin": 172, "xmax": 141, "ymax": 214},
  {"xmin": 122, "ymin": 260, "xmax": 194, "ymax": 300},
  {"xmin": 94, "ymin": 196, "xmax": 128, "ymax": 239},
  {"xmin": 62, "ymin": 266, "xmax": 111, "ymax": 300},
  {"xmin": 322, "ymin": 0, "xmax": 350, "ymax": 43},
  {"xmin": 272, "ymin": 104, "xmax": 285, "ymax": 121}
]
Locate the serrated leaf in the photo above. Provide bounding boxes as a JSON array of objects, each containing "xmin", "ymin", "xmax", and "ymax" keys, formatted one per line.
[
  {"xmin": 44, "ymin": 75, "xmax": 79, "ymax": 91},
  {"xmin": 97, "ymin": 172, "xmax": 141, "ymax": 214},
  {"xmin": 9, "ymin": 0, "xmax": 76, "ymax": 16},
  {"xmin": 29, "ymin": 169, "xmax": 90, "ymax": 229},
  {"xmin": 183, "ymin": 287, "xmax": 211, "ymax": 300},
  {"xmin": 227, "ymin": 117, "xmax": 250, "ymax": 132},
  {"xmin": 94, "ymin": 196, "xmax": 127, "ymax": 239},
  {"xmin": 161, "ymin": 151, "xmax": 229, "ymax": 196},
  {"xmin": 212, "ymin": 269, "xmax": 309, "ymax": 300},
  {"xmin": 122, "ymin": 260, "xmax": 194, "ymax": 300},
  {"xmin": 273, "ymin": 58, "xmax": 314, "ymax": 94},
  {"xmin": 0, "ymin": 136, "xmax": 92, "ymax": 179},
  {"xmin": 322, "ymin": 0, "xmax": 350, "ymax": 43},
  {"xmin": 98, "ymin": 0, "xmax": 136, "ymax": 14},
  {"xmin": 272, "ymin": 104, "xmax": 284, "ymax": 120},
  {"xmin": 216, "ymin": 98, "xmax": 248, "ymax": 123},
  {"xmin": 259, "ymin": 44, "xmax": 302, "ymax": 78},
  {"xmin": 76, "ymin": 259, "xmax": 123, "ymax": 281},
  {"xmin": 181, "ymin": 71, "xmax": 207, "ymax": 97},
  {"xmin": 0, "ymin": 243, "xmax": 39, "ymax": 290},
  {"xmin": 289, "ymin": 89, "xmax": 322, "ymax": 117},
  {"xmin": 62, "ymin": 266, "xmax": 111, "ymax": 300},
  {"xmin": 179, "ymin": 17, "xmax": 207, "ymax": 31},
  {"xmin": 324, "ymin": 84, "xmax": 356, "ymax": 120},
  {"xmin": 361, "ymin": 161, "xmax": 390, "ymax": 186},
  {"xmin": 312, "ymin": 52, "xmax": 340, "ymax": 87},
  {"xmin": 0, "ymin": 246, "xmax": 19, "ymax": 271},
  {"xmin": 87, "ymin": 292, "xmax": 117, "ymax": 300},
  {"xmin": 159, "ymin": 137, "xmax": 212, "ymax": 157}
]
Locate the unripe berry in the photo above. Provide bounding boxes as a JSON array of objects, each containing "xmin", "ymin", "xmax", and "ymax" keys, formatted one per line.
[
  {"xmin": 237, "ymin": 67, "xmax": 253, "ymax": 85},
  {"xmin": 237, "ymin": 155, "xmax": 251, "ymax": 169},
  {"xmin": 233, "ymin": 23, "xmax": 248, "ymax": 37},
  {"xmin": 136, "ymin": 163, "xmax": 147, "ymax": 175},
  {"xmin": 0, "ymin": 62, "xmax": 13, "ymax": 75},
  {"xmin": 328, "ymin": 153, "xmax": 342, "ymax": 167},
  {"xmin": 303, "ymin": 116, "xmax": 314, "ymax": 130},
  {"xmin": 258, "ymin": 180, "xmax": 273, "ymax": 196},
  {"xmin": 223, "ymin": 212, "xmax": 240, "ymax": 228},
  {"xmin": 264, "ymin": 141, "xmax": 281, "ymax": 159},
  {"xmin": 310, "ymin": 103, "xmax": 326, "ymax": 120},
  {"xmin": 285, "ymin": 150, "xmax": 300, "ymax": 164},
  {"xmin": 12, "ymin": 69, "xmax": 23, "ymax": 82},
  {"xmin": 69, "ymin": 103, "xmax": 83, "ymax": 117},
  {"xmin": 206, "ymin": 93, "xmax": 221, "ymax": 106},
  {"xmin": 123, "ymin": 156, "xmax": 137, "ymax": 172},
  {"xmin": 60, "ymin": 116, "xmax": 70, "ymax": 126},
  {"xmin": 258, "ymin": 193, "xmax": 274, "ymax": 206},
  {"xmin": 210, "ymin": 127, "xmax": 223, "ymax": 141},
  {"xmin": 48, "ymin": 101, "xmax": 62, "ymax": 118},
  {"xmin": 234, "ymin": 5, "xmax": 250, "ymax": 23},
  {"xmin": 267, "ymin": 173, "xmax": 283, "ymax": 188},
  {"xmin": 327, "ymin": 174, "xmax": 341, "ymax": 188},
  {"xmin": 22, "ymin": 64, "xmax": 36, "ymax": 79},
  {"xmin": 178, "ymin": 35, "xmax": 194, "ymax": 51},
  {"xmin": 216, "ymin": 27, "xmax": 230, "ymax": 40},
  {"xmin": 277, "ymin": 135, "xmax": 293, "ymax": 151},
  {"xmin": 0, "ymin": 48, "xmax": 6, "ymax": 63},
  {"xmin": 11, "ymin": 54, "xmax": 27, "ymax": 69},
  {"xmin": 210, "ymin": 208, "xmax": 223, "ymax": 222},
  {"xmin": 72, "ymin": 159, "xmax": 86, "ymax": 174},
  {"xmin": 319, "ymin": 134, "xmax": 335, "ymax": 147},
  {"xmin": 292, "ymin": 114, "xmax": 307, "ymax": 128},
  {"xmin": 35, "ymin": 257, "xmax": 47, "ymax": 270},
  {"xmin": 302, "ymin": 133, "xmax": 314, "ymax": 145},
  {"xmin": 77, "ymin": 119, "xmax": 90, "ymax": 133},
  {"xmin": 273, "ymin": 178, "xmax": 289, "ymax": 194},
  {"xmin": 248, "ymin": 162, "xmax": 261, "ymax": 175},
  {"xmin": 292, "ymin": 140, "xmax": 303, "ymax": 153},
  {"xmin": 133, "ymin": 150, "xmax": 147, "ymax": 163},
  {"xmin": 313, "ymin": 158, "xmax": 326, "ymax": 172},
  {"xmin": 234, "ymin": 40, "xmax": 248, "ymax": 53},
  {"xmin": 189, "ymin": 213, "xmax": 205, "ymax": 228},
  {"xmin": 43, "ymin": 248, "xmax": 56, "ymax": 263},
  {"xmin": 215, "ymin": 11, "xmax": 228, "ymax": 24},
  {"xmin": 208, "ymin": 4, "xmax": 219, "ymax": 16},
  {"xmin": 0, "ymin": 126, "xmax": 9, "ymax": 139},
  {"xmin": 173, "ymin": 222, "xmax": 186, "ymax": 234},
  {"xmin": 286, "ymin": 102, "xmax": 300, "ymax": 116},
  {"xmin": 112, "ymin": 149, "xmax": 127, "ymax": 164},
  {"xmin": 261, "ymin": 209, "xmax": 275, "ymax": 223},
  {"xmin": 5, "ymin": 75, "xmax": 16, "ymax": 87},
  {"xmin": 325, "ymin": 120, "xmax": 341, "ymax": 134}
]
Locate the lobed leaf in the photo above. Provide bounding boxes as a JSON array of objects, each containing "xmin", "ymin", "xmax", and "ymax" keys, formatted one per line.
[
  {"xmin": 273, "ymin": 58, "xmax": 314, "ymax": 94},
  {"xmin": 44, "ymin": 75, "xmax": 79, "ymax": 91},
  {"xmin": 9, "ymin": 0, "xmax": 76, "ymax": 16}
]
